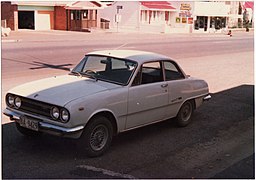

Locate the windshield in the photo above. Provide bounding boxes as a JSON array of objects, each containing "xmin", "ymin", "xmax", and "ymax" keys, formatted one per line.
[{"xmin": 71, "ymin": 55, "xmax": 137, "ymax": 85}]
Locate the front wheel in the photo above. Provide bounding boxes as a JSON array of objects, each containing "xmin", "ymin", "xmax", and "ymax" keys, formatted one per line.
[
  {"xmin": 176, "ymin": 101, "xmax": 194, "ymax": 127},
  {"xmin": 80, "ymin": 116, "xmax": 113, "ymax": 157}
]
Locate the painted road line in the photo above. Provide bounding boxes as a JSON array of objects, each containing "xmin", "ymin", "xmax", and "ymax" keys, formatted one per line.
[
  {"xmin": 114, "ymin": 43, "xmax": 129, "ymax": 50},
  {"xmin": 77, "ymin": 165, "xmax": 135, "ymax": 179}
]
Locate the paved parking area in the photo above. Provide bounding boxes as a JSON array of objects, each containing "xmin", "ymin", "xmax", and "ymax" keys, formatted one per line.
[{"xmin": 1, "ymin": 30, "xmax": 254, "ymax": 178}]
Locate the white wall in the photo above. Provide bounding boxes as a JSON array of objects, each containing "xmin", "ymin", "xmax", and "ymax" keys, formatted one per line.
[
  {"xmin": 99, "ymin": 1, "xmax": 140, "ymax": 31},
  {"xmin": 194, "ymin": 2, "xmax": 230, "ymax": 16}
]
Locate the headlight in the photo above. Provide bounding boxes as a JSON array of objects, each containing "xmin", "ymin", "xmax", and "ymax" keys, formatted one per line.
[
  {"xmin": 14, "ymin": 97, "xmax": 22, "ymax": 108},
  {"xmin": 60, "ymin": 109, "xmax": 70, "ymax": 123},
  {"xmin": 51, "ymin": 107, "xmax": 60, "ymax": 120},
  {"xmin": 7, "ymin": 94, "xmax": 15, "ymax": 107}
]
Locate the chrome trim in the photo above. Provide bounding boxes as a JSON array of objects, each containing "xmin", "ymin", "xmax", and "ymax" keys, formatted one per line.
[
  {"xmin": 3, "ymin": 108, "xmax": 20, "ymax": 121},
  {"xmin": 3, "ymin": 108, "xmax": 84, "ymax": 134},
  {"xmin": 39, "ymin": 122, "xmax": 84, "ymax": 133},
  {"xmin": 203, "ymin": 94, "xmax": 211, "ymax": 101}
]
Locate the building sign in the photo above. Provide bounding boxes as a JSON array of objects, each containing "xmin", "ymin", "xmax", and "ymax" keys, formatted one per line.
[
  {"xmin": 179, "ymin": 3, "xmax": 192, "ymax": 18},
  {"xmin": 116, "ymin": 5, "xmax": 123, "ymax": 13},
  {"xmin": 115, "ymin": 14, "xmax": 121, "ymax": 23},
  {"xmin": 182, "ymin": 17, "xmax": 187, "ymax": 23},
  {"xmin": 188, "ymin": 17, "xmax": 193, "ymax": 24},
  {"xmin": 176, "ymin": 17, "xmax": 181, "ymax": 23},
  {"xmin": 180, "ymin": 4, "xmax": 191, "ymax": 11},
  {"xmin": 179, "ymin": 11, "xmax": 192, "ymax": 18}
]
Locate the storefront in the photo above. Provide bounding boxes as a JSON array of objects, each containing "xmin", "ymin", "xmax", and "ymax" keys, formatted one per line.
[
  {"xmin": 193, "ymin": 2, "xmax": 230, "ymax": 33},
  {"xmin": 195, "ymin": 16, "xmax": 227, "ymax": 31},
  {"xmin": 65, "ymin": 1, "xmax": 102, "ymax": 31}
]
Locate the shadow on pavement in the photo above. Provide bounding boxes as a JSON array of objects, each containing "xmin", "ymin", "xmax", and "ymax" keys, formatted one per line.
[
  {"xmin": 2, "ymin": 84, "xmax": 254, "ymax": 179},
  {"xmin": 2, "ymin": 57, "xmax": 73, "ymax": 71},
  {"xmin": 213, "ymin": 153, "xmax": 255, "ymax": 179}
]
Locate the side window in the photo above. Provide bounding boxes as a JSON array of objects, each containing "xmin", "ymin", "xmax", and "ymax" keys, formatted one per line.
[
  {"xmin": 164, "ymin": 61, "xmax": 185, "ymax": 81},
  {"xmin": 132, "ymin": 61, "xmax": 164, "ymax": 85}
]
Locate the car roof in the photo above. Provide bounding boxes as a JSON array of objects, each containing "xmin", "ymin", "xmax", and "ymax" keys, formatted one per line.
[{"xmin": 86, "ymin": 50, "xmax": 171, "ymax": 64}]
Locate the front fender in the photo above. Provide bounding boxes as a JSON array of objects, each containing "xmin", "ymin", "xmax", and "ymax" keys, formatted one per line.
[{"xmin": 65, "ymin": 87, "xmax": 129, "ymax": 132}]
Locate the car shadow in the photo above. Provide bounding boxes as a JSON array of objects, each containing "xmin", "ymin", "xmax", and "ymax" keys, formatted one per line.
[{"xmin": 2, "ymin": 84, "xmax": 254, "ymax": 178}]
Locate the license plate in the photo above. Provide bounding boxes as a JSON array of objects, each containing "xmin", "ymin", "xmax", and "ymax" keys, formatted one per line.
[{"xmin": 18, "ymin": 116, "xmax": 39, "ymax": 131}]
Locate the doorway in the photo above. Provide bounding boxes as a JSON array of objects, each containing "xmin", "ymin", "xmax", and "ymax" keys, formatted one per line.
[
  {"xmin": 195, "ymin": 16, "xmax": 208, "ymax": 31},
  {"xmin": 69, "ymin": 10, "xmax": 97, "ymax": 31},
  {"xmin": 210, "ymin": 17, "xmax": 226, "ymax": 30},
  {"xmin": 18, "ymin": 11, "xmax": 35, "ymax": 29}
]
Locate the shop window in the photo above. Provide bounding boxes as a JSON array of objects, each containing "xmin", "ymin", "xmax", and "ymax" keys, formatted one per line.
[
  {"xmin": 195, "ymin": 16, "xmax": 208, "ymax": 30},
  {"xmin": 210, "ymin": 17, "xmax": 226, "ymax": 29}
]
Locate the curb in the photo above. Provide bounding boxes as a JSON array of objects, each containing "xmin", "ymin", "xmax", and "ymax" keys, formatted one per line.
[{"xmin": 1, "ymin": 39, "xmax": 21, "ymax": 43}]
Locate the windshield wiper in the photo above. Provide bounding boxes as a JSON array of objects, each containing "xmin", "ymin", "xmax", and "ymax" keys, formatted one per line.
[
  {"xmin": 83, "ymin": 69, "xmax": 98, "ymax": 81},
  {"xmin": 69, "ymin": 71, "xmax": 83, "ymax": 77},
  {"xmin": 70, "ymin": 70, "xmax": 99, "ymax": 81}
]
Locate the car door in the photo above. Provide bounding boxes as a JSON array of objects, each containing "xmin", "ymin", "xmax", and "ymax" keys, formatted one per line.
[
  {"xmin": 163, "ymin": 60, "xmax": 187, "ymax": 118},
  {"xmin": 126, "ymin": 61, "xmax": 169, "ymax": 129}
]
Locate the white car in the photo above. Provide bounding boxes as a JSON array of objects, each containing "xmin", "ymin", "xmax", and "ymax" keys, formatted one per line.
[{"xmin": 3, "ymin": 50, "xmax": 211, "ymax": 157}]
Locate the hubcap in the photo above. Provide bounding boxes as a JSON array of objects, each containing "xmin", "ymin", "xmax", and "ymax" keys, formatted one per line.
[
  {"xmin": 181, "ymin": 103, "xmax": 192, "ymax": 122},
  {"xmin": 90, "ymin": 125, "xmax": 108, "ymax": 151}
]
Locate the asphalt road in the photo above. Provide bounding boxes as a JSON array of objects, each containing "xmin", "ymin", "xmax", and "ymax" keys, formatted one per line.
[{"xmin": 1, "ymin": 30, "xmax": 254, "ymax": 179}]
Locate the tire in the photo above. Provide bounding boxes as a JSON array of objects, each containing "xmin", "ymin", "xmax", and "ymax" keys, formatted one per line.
[
  {"xmin": 80, "ymin": 116, "xmax": 113, "ymax": 157},
  {"xmin": 16, "ymin": 122, "xmax": 42, "ymax": 137},
  {"xmin": 176, "ymin": 101, "xmax": 194, "ymax": 127}
]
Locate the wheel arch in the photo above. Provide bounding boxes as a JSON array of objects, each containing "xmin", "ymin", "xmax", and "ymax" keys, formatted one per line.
[
  {"xmin": 178, "ymin": 98, "xmax": 196, "ymax": 113},
  {"xmin": 86, "ymin": 110, "xmax": 118, "ymax": 135}
]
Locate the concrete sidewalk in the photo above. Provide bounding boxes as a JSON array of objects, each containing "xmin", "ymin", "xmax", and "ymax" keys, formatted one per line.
[{"xmin": 1, "ymin": 28, "xmax": 254, "ymax": 43}]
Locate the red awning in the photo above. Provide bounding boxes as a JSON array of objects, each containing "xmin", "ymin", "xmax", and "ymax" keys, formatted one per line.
[
  {"xmin": 243, "ymin": 1, "xmax": 254, "ymax": 10},
  {"xmin": 140, "ymin": 1, "xmax": 176, "ymax": 11}
]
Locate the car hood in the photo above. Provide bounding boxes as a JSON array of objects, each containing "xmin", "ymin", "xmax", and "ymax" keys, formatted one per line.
[{"xmin": 9, "ymin": 75, "xmax": 120, "ymax": 106}]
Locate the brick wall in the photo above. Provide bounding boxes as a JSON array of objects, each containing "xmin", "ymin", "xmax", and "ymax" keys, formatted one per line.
[
  {"xmin": 54, "ymin": 6, "xmax": 67, "ymax": 30},
  {"xmin": 1, "ymin": 2, "xmax": 18, "ymax": 30}
]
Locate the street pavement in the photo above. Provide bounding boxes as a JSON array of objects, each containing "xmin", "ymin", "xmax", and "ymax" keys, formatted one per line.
[{"xmin": 1, "ymin": 30, "xmax": 254, "ymax": 179}]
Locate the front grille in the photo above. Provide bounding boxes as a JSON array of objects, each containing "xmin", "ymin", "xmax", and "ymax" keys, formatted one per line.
[
  {"xmin": 19, "ymin": 97, "xmax": 53, "ymax": 119},
  {"xmin": 6, "ymin": 93, "xmax": 69, "ymax": 123},
  {"xmin": 5, "ymin": 93, "xmax": 56, "ymax": 120}
]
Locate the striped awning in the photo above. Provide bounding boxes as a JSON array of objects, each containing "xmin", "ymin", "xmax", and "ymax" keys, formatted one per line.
[{"xmin": 140, "ymin": 1, "xmax": 176, "ymax": 11}]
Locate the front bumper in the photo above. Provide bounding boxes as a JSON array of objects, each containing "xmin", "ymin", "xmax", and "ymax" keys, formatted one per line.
[{"xmin": 3, "ymin": 108, "xmax": 84, "ymax": 139}]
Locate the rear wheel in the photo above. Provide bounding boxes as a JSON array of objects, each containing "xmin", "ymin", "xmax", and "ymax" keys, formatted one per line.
[
  {"xmin": 176, "ymin": 101, "xmax": 194, "ymax": 127},
  {"xmin": 80, "ymin": 116, "xmax": 113, "ymax": 157}
]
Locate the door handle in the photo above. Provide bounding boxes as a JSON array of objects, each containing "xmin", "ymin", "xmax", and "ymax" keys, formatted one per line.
[
  {"xmin": 161, "ymin": 84, "xmax": 168, "ymax": 88},
  {"xmin": 171, "ymin": 97, "xmax": 182, "ymax": 102}
]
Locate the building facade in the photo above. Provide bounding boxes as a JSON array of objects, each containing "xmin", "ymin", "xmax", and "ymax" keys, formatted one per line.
[
  {"xmin": 1, "ymin": 1, "xmax": 103, "ymax": 31},
  {"xmin": 99, "ymin": 1, "xmax": 243, "ymax": 33},
  {"xmin": 99, "ymin": 1, "xmax": 178, "ymax": 33},
  {"xmin": 1, "ymin": 1, "xmax": 254, "ymax": 33}
]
